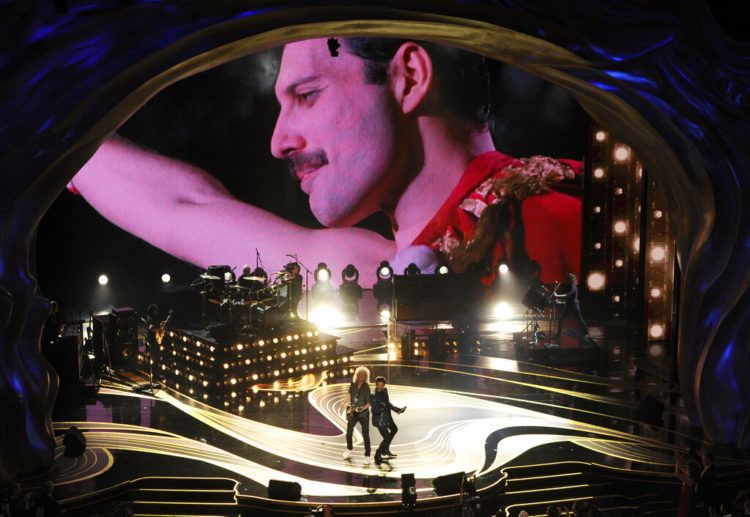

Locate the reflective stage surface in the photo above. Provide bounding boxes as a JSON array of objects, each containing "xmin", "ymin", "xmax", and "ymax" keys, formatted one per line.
[{"xmin": 37, "ymin": 313, "xmax": 750, "ymax": 516}]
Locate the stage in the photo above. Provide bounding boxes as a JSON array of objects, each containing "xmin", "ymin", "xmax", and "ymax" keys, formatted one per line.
[{"xmin": 40, "ymin": 315, "xmax": 739, "ymax": 517}]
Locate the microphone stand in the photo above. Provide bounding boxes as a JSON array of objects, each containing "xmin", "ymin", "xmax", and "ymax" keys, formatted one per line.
[{"xmin": 287, "ymin": 253, "xmax": 312, "ymax": 320}]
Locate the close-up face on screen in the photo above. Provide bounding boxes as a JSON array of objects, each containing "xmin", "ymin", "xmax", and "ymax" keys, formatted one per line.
[{"xmin": 42, "ymin": 36, "xmax": 588, "ymax": 312}]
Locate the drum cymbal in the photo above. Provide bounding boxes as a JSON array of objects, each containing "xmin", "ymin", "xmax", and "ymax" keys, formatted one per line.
[
  {"xmin": 200, "ymin": 273, "xmax": 222, "ymax": 280},
  {"xmin": 241, "ymin": 276, "xmax": 267, "ymax": 282},
  {"xmin": 228, "ymin": 284, "xmax": 250, "ymax": 290}
]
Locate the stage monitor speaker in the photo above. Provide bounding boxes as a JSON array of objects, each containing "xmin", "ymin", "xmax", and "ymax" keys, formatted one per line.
[
  {"xmin": 636, "ymin": 394, "xmax": 665, "ymax": 430},
  {"xmin": 432, "ymin": 471, "xmax": 465, "ymax": 496},
  {"xmin": 267, "ymin": 479, "xmax": 301, "ymax": 501},
  {"xmin": 401, "ymin": 473, "xmax": 417, "ymax": 506},
  {"xmin": 393, "ymin": 273, "xmax": 481, "ymax": 322},
  {"xmin": 49, "ymin": 323, "xmax": 83, "ymax": 385},
  {"xmin": 109, "ymin": 307, "xmax": 138, "ymax": 370},
  {"xmin": 63, "ymin": 425, "xmax": 86, "ymax": 457}
]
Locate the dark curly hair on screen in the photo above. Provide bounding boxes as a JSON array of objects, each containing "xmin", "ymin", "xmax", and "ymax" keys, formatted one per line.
[{"xmin": 343, "ymin": 37, "xmax": 492, "ymax": 131}]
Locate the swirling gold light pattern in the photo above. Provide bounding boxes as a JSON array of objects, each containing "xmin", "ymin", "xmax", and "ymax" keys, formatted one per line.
[{"xmin": 56, "ymin": 377, "xmax": 685, "ymax": 504}]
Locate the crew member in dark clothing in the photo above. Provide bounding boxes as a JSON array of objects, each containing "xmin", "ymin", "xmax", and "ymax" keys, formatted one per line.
[
  {"xmin": 371, "ymin": 376, "xmax": 406, "ymax": 465},
  {"xmin": 695, "ymin": 452, "xmax": 719, "ymax": 515},
  {"xmin": 554, "ymin": 273, "xmax": 589, "ymax": 341},
  {"xmin": 343, "ymin": 366, "xmax": 372, "ymax": 464}
]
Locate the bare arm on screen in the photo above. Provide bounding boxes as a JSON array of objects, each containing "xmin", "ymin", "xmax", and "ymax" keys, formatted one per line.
[{"xmin": 71, "ymin": 136, "xmax": 396, "ymax": 283}]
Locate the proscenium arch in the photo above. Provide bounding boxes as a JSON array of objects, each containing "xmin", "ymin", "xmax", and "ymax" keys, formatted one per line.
[{"xmin": 3, "ymin": 6, "xmax": 739, "ymax": 481}]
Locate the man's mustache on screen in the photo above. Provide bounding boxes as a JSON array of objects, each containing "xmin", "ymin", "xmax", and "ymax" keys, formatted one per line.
[{"xmin": 285, "ymin": 151, "xmax": 329, "ymax": 180}]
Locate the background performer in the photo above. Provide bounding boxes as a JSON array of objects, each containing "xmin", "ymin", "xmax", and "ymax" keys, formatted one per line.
[{"xmin": 554, "ymin": 273, "xmax": 589, "ymax": 342}]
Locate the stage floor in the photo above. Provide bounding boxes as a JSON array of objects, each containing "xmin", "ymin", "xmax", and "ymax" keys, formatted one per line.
[
  {"xmin": 42, "ymin": 342, "xmax": 726, "ymax": 516},
  {"xmin": 33, "ymin": 294, "xmax": 750, "ymax": 515}
]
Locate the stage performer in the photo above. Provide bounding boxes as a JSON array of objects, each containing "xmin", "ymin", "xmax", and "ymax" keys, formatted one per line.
[
  {"xmin": 69, "ymin": 38, "xmax": 581, "ymax": 286},
  {"xmin": 343, "ymin": 366, "xmax": 372, "ymax": 464},
  {"xmin": 283, "ymin": 262, "xmax": 303, "ymax": 317},
  {"xmin": 553, "ymin": 273, "xmax": 589, "ymax": 341},
  {"xmin": 371, "ymin": 376, "xmax": 406, "ymax": 465}
]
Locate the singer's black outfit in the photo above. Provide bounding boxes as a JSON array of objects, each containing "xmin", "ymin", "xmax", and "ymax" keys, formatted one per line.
[
  {"xmin": 372, "ymin": 388, "xmax": 401, "ymax": 460},
  {"xmin": 555, "ymin": 282, "xmax": 589, "ymax": 339},
  {"xmin": 289, "ymin": 273, "xmax": 303, "ymax": 316},
  {"xmin": 345, "ymin": 382, "xmax": 371, "ymax": 456}
]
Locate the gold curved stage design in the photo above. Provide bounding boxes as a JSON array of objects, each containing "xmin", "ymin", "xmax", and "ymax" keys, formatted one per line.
[{"xmin": 49, "ymin": 369, "xmax": 688, "ymax": 507}]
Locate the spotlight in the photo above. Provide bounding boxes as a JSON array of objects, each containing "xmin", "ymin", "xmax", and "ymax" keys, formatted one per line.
[
  {"xmin": 309, "ymin": 305, "xmax": 342, "ymax": 330},
  {"xmin": 498, "ymin": 263, "xmax": 509, "ymax": 275},
  {"xmin": 594, "ymin": 130, "xmax": 607, "ymax": 142},
  {"xmin": 312, "ymin": 263, "xmax": 334, "ymax": 304},
  {"xmin": 650, "ymin": 287, "xmax": 662, "ymax": 298},
  {"xmin": 161, "ymin": 273, "xmax": 171, "ymax": 283},
  {"xmin": 438, "ymin": 265, "xmax": 449, "ymax": 275},
  {"xmin": 377, "ymin": 261, "xmax": 393, "ymax": 281},
  {"xmin": 494, "ymin": 302, "xmax": 513, "ymax": 321},
  {"xmin": 650, "ymin": 245, "xmax": 666, "ymax": 261},
  {"xmin": 314, "ymin": 262, "xmax": 331, "ymax": 283},
  {"xmin": 649, "ymin": 323, "xmax": 664, "ymax": 339},
  {"xmin": 340, "ymin": 264, "xmax": 362, "ymax": 318},
  {"xmin": 593, "ymin": 167, "xmax": 605, "ymax": 179},
  {"xmin": 614, "ymin": 145, "xmax": 631, "ymax": 162},
  {"xmin": 632, "ymin": 237, "xmax": 640, "ymax": 253},
  {"xmin": 613, "ymin": 220, "xmax": 627, "ymax": 234},
  {"xmin": 404, "ymin": 263, "xmax": 421, "ymax": 276},
  {"xmin": 587, "ymin": 272, "xmax": 606, "ymax": 290},
  {"xmin": 615, "ymin": 259, "xmax": 624, "ymax": 267},
  {"xmin": 379, "ymin": 306, "xmax": 392, "ymax": 322},
  {"xmin": 373, "ymin": 261, "xmax": 394, "ymax": 310},
  {"xmin": 98, "ymin": 274, "xmax": 109, "ymax": 286},
  {"xmin": 653, "ymin": 209, "xmax": 663, "ymax": 219}
]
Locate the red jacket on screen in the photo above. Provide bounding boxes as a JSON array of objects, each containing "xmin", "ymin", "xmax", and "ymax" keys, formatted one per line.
[{"xmin": 412, "ymin": 151, "xmax": 582, "ymax": 284}]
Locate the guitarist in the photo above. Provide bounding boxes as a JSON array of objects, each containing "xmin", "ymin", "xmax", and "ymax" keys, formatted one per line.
[
  {"xmin": 145, "ymin": 304, "xmax": 171, "ymax": 387},
  {"xmin": 342, "ymin": 366, "xmax": 372, "ymax": 464}
]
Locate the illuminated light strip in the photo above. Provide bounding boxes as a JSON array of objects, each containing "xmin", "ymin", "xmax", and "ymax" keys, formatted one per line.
[
  {"xmin": 572, "ymin": 439, "xmax": 674, "ymax": 465},
  {"xmin": 503, "ymin": 483, "xmax": 590, "ymax": 495},
  {"xmin": 151, "ymin": 384, "xmax": 674, "ymax": 480},
  {"xmin": 384, "ymin": 361, "xmax": 670, "ymax": 409},
  {"xmin": 59, "ymin": 475, "xmax": 242, "ymax": 506},
  {"xmin": 81, "ymin": 430, "xmax": 396, "ymax": 497},
  {"xmin": 45, "ymin": 447, "xmax": 115, "ymax": 487},
  {"xmin": 507, "ymin": 471, "xmax": 584, "ymax": 482},
  {"xmin": 367, "ymin": 364, "xmax": 693, "ymax": 450}
]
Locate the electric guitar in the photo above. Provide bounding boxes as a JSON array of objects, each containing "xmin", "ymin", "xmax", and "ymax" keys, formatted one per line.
[
  {"xmin": 346, "ymin": 404, "xmax": 367, "ymax": 416},
  {"xmin": 154, "ymin": 310, "xmax": 174, "ymax": 345}
]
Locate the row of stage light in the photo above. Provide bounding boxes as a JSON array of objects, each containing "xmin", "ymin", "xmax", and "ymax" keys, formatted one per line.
[{"xmin": 308, "ymin": 259, "xmax": 512, "ymax": 326}]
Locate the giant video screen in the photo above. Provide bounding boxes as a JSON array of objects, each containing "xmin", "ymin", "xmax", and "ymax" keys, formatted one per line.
[{"xmin": 42, "ymin": 37, "xmax": 588, "ymax": 306}]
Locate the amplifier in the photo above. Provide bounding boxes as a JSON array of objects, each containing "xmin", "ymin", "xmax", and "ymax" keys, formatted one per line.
[
  {"xmin": 392, "ymin": 273, "xmax": 482, "ymax": 322},
  {"xmin": 92, "ymin": 307, "xmax": 139, "ymax": 371},
  {"xmin": 49, "ymin": 323, "xmax": 83, "ymax": 385}
]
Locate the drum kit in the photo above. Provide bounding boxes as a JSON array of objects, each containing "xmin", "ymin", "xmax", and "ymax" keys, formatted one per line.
[{"xmin": 193, "ymin": 265, "xmax": 299, "ymax": 331}]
